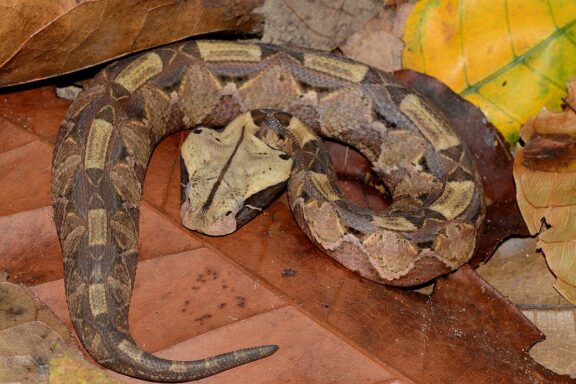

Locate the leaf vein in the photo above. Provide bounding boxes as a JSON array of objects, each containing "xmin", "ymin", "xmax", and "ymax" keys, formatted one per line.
[{"xmin": 461, "ymin": 18, "xmax": 576, "ymax": 97}]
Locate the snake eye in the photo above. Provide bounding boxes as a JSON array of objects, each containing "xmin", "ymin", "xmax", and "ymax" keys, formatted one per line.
[{"xmin": 225, "ymin": 210, "xmax": 232, "ymax": 216}]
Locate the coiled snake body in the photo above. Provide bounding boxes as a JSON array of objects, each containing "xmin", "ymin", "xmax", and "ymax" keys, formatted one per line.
[{"xmin": 51, "ymin": 40, "xmax": 484, "ymax": 381}]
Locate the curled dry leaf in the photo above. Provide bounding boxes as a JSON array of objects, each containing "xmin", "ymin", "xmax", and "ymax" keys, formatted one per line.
[
  {"xmin": 1, "ymin": 322, "xmax": 70, "ymax": 383},
  {"xmin": 514, "ymin": 79, "xmax": 576, "ymax": 303},
  {"xmin": 0, "ymin": 0, "xmax": 262, "ymax": 87}
]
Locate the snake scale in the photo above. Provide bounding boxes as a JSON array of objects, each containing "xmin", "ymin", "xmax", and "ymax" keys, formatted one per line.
[{"xmin": 51, "ymin": 40, "xmax": 484, "ymax": 381}]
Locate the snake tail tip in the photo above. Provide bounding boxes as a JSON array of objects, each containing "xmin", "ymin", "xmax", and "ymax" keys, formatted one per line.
[
  {"xmin": 267, "ymin": 344, "xmax": 280, "ymax": 353},
  {"xmin": 255, "ymin": 344, "xmax": 279, "ymax": 359}
]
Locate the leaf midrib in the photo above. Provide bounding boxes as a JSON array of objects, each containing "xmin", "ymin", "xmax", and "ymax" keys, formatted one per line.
[{"xmin": 460, "ymin": 17, "xmax": 576, "ymax": 97}]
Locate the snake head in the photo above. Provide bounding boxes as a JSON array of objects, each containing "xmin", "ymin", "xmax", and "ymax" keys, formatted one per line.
[{"xmin": 180, "ymin": 113, "xmax": 293, "ymax": 236}]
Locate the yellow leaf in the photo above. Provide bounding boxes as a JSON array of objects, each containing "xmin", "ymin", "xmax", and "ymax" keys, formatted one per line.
[{"xmin": 403, "ymin": 0, "xmax": 576, "ymax": 143}]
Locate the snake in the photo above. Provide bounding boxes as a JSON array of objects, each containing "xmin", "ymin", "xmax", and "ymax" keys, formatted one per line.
[{"xmin": 51, "ymin": 40, "xmax": 485, "ymax": 382}]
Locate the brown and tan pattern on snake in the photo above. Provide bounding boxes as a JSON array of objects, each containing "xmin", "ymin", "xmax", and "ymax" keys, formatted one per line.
[{"xmin": 51, "ymin": 40, "xmax": 484, "ymax": 382}]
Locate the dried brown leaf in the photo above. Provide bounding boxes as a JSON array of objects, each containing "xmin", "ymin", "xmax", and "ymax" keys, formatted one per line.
[
  {"xmin": 0, "ymin": 322, "xmax": 68, "ymax": 383},
  {"xmin": 0, "ymin": 281, "xmax": 74, "ymax": 343},
  {"xmin": 340, "ymin": 4, "xmax": 414, "ymax": 72},
  {"xmin": 514, "ymin": 79, "xmax": 576, "ymax": 303},
  {"xmin": 555, "ymin": 279, "xmax": 576, "ymax": 303},
  {"xmin": 0, "ymin": 0, "xmax": 262, "ymax": 87},
  {"xmin": 478, "ymin": 238, "xmax": 576, "ymax": 378},
  {"xmin": 477, "ymin": 238, "xmax": 568, "ymax": 306},
  {"xmin": 0, "ymin": 281, "xmax": 127, "ymax": 383},
  {"xmin": 0, "ymin": 281, "xmax": 80, "ymax": 383},
  {"xmin": 523, "ymin": 308, "xmax": 576, "ymax": 378},
  {"xmin": 257, "ymin": 0, "xmax": 382, "ymax": 50},
  {"xmin": 0, "ymin": 0, "xmax": 75, "ymax": 67}
]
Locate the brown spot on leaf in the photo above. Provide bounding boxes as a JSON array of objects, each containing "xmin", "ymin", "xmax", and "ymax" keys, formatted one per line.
[
  {"xmin": 281, "ymin": 268, "xmax": 298, "ymax": 277},
  {"xmin": 194, "ymin": 314, "xmax": 212, "ymax": 325},
  {"xmin": 522, "ymin": 133, "xmax": 576, "ymax": 172},
  {"xmin": 235, "ymin": 296, "xmax": 246, "ymax": 308}
]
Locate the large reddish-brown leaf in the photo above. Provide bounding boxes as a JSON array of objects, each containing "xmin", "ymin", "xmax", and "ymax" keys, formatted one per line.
[
  {"xmin": 0, "ymin": 75, "xmax": 570, "ymax": 382},
  {"xmin": 0, "ymin": 0, "xmax": 262, "ymax": 87}
]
